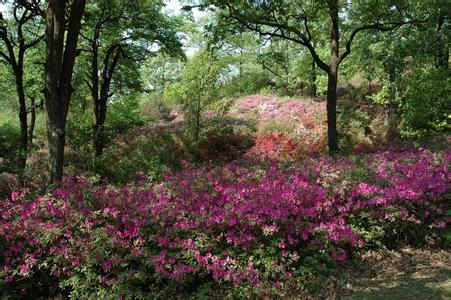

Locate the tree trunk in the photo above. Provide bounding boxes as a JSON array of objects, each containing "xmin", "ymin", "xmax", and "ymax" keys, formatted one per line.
[
  {"xmin": 28, "ymin": 97, "xmax": 36, "ymax": 146},
  {"xmin": 195, "ymin": 108, "xmax": 200, "ymax": 143},
  {"xmin": 385, "ymin": 71, "xmax": 400, "ymax": 140},
  {"xmin": 46, "ymin": 117, "xmax": 66, "ymax": 183},
  {"xmin": 310, "ymin": 59, "xmax": 317, "ymax": 97},
  {"xmin": 93, "ymin": 98, "xmax": 107, "ymax": 157},
  {"xmin": 92, "ymin": 44, "xmax": 122, "ymax": 157},
  {"xmin": 326, "ymin": 0, "xmax": 339, "ymax": 154},
  {"xmin": 436, "ymin": 7, "xmax": 449, "ymax": 69},
  {"xmin": 15, "ymin": 66, "xmax": 28, "ymax": 174},
  {"xmin": 44, "ymin": 0, "xmax": 86, "ymax": 184}
]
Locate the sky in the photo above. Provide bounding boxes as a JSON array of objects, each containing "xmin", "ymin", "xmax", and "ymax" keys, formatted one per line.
[
  {"xmin": 166, "ymin": 0, "xmax": 182, "ymax": 14},
  {"xmin": 165, "ymin": 0, "xmax": 206, "ymax": 19},
  {"xmin": 1, "ymin": 1, "xmax": 204, "ymax": 19},
  {"xmin": 0, "ymin": 1, "xmax": 204, "ymax": 55}
]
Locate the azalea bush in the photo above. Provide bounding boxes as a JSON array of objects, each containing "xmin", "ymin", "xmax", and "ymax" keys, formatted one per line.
[
  {"xmin": 0, "ymin": 146, "xmax": 449, "ymax": 298},
  {"xmin": 233, "ymin": 95, "xmax": 327, "ymax": 158}
]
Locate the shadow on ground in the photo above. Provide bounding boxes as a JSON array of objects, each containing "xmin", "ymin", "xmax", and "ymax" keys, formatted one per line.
[{"xmin": 339, "ymin": 248, "xmax": 451, "ymax": 299}]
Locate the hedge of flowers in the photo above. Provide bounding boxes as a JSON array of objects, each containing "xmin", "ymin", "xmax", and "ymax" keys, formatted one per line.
[{"xmin": 0, "ymin": 146, "xmax": 449, "ymax": 297}]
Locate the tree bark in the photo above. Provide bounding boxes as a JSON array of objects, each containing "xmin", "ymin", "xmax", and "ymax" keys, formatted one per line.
[
  {"xmin": 15, "ymin": 63, "xmax": 28, "ymax": 173},
  {"xmin": 28, "ymin": 97, "xmax": 37, "ymax": 146},
  {"xmin": 310, "ymin": 59, "xmax": 317, "ymax": 97},
  {"xmin": 436, "ymin": 7, "xmax": 449, "ymax": 69},
  {"xmin": 326, "ymin": 0, "xmax": 339, "ymax": 154},
  {"xmin": 44, "ymin": 0, "xmax": 86, "ymax": 184},
  {"xmin": 0, "ymin": 8, "xmax": 40, "ymax": 181},
  {"xmin": 385, "ymin": 71, "xmax": 400, "ymax": 140},
  {"xmin": 91, "ymin": 43, "xmax": 122, "ymax": 157}
]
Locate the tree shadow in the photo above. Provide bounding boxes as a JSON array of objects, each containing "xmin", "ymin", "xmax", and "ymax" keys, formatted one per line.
[{"xmin": 343, "ymin": 249, "xmax": 451, "ymax": 299}]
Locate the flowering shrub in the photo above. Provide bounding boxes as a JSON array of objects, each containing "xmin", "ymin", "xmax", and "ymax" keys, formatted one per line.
[
  {"xmin": 0, "ymin": 147, "xmax": 449, "ymax": 297},
  {"xmin": 233, "ymin": 95, "xmax": 327, "ymax": 158}
]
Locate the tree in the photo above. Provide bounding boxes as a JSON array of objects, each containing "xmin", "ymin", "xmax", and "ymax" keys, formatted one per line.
[
  {"xmin": 41, "ymin": 0, "xmax": 86, "ymax": 183},
  {"xmin": 164, "ymin": 49, "xmax": 221, "ymax": 143},
  {"xmin": 141, "ymin": 52, "xmax": 184, "ymax": 94},
  {"xmin": 0, "ymin": 3, "xmax": 42, "ymax": 178},
  {"xmin": 347, "ymin": 1, "xmax": 449, "ymax": 139},
  {"xmin": 80, "ymin": 0, "xmax": 182, "ymax": 156},
  {"xmin": 194, "ymin": 0, "xmax": 423, "ymax": 153}
]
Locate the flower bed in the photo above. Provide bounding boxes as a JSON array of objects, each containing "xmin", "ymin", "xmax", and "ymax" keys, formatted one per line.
[{"xmin": 0, "ymin": 147, "xmax": 449, "ymax": 297}]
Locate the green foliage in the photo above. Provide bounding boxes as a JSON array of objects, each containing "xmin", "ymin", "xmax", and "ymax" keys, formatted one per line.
[
  {"xmin": 66, "ymin": 111, "xmax": 93, "ymax": 151},
  {"xmin": 337, "ymin": 96, "xmax": 372, "ymax": 150},
  {"xmin": 66, "ymin": 96, "xmax": 147, "ymax": 154},
  {"xmin": 315, "ymin": 74, "xmax": 328, "ymax": 97},
  {"xmin": 164, "ymin": 49, "xmax": 222, "ymax": 142},
  {"xmin": 400, "ymin": 67, "xmax": 450, "ymax": 137},
  {"xmin": 222, "ymin": 70, "xmax": 272, "ymax": 97},
  {"xmin": 141, "ymin": 53, "xmax": 184, "ymax": 94},
  {"xmin": 106, "ymin": 96, "xmax": 148, "ymax": 134},
  {"xmin": 0, "ymin": 123, "xmax": 21, "ymax": 174},
  {"xmin": 140, "ymin": 93, "xmax": 176, "ymax": 122},
  {"xmin": 91, "ymin": 129, "xmax": 182, "ymax": 184}
]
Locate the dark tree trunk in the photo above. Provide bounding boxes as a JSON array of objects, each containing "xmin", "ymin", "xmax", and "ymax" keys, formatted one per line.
[
  {"xmin": 93, "ymin": 97, "xmax": 107, "ymax": 157},
  {"xmin": 0, "ymin": 8, "xmax": 41, "ymax": 182},
  {"xmin": 436, "ymin": 8, "xmax": 449, "ymax": 69},
  {"xmin": 46, "ymin": 114, "xmax": 66, "ymax": 183},
  {"xmin": 90, "ymin": 43, "xmax": 122, "ymax": 157},
  {"xmin": 14, "ymin": 64, "xmax": 28, "ymax": 174},
  {"xmin": 44, "ymin": 0, "xmax": 86, "ymax": 184},
  {"xmin": 326, "ymin": 0, "xmax": 339, "ymax": 154}
]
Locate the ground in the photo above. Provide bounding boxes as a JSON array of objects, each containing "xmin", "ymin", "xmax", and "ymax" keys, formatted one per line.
[{"xmin": 340, "ymin": 248, "xmax": 450, "ymax": 299}]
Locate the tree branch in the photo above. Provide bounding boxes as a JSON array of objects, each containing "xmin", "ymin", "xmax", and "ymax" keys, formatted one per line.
[{"xmin": 339, "ymin": 19, "xmax": 427, "ymax": 64}]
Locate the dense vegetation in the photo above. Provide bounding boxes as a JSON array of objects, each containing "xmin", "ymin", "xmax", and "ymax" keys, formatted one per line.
[{"xmin": 0, "ymin": 0, "xmax": 449, "ymax": 298}]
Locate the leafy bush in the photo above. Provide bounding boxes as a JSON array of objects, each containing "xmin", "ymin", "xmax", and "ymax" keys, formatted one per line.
[
  {"xmin": 198, "ymin": 118, "xmax": 254, "ymax": 161},
  {"xmin": 1, "ymin": 146, "xmax": 449, "ymax": 298},
  {"xmin": 222, "ymin": 71, "xmax": 272, "ymax": 97},
  {"xmin": 140, "ymin": 93, "xmax": 176, "ymax": 122},
  {"xmin": 337, "ymin": 104, "xmax": 372, "ymax": 150},
  {"xmin": 0, "ymin": 124, "xmax": 22, "ymax": 174},
  {"xmin": 400, "ymin": 67, "xmax": 450, "ymax": 137},
  {"xmin": 106, "ymin": 96, "xmax": 148, "ymax": 134},
  {"xmin": 89, "ymin": 126, "xmax": 183, "ymax": 184},
  {"xmin": 66, "ymin": 111, "xmax": 93, "ymax": 151}
]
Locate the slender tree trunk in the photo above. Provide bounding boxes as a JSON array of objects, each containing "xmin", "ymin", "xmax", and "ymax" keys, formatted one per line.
[
  {"xmin": 15, "ymin": 66, "xmax": 28, "ymax": 174},
  {"xmin": 310, "ymin": 59, "xmax": 317, "ymax": 97},
  {"xmin": 385, "ymin": 71, "xmax": 400, "ymax": 140},
  {"xmin": 195, "ymin": 106, "xmax": 200, "ymax": 143},
  {"xmin": 94, "ymin": 98, "xmax": 107, "ymax": 157},
  {"xmin": 28, "ymin": 97, "xmax": 36, "ymax": 146},
  {"xmin": 436, "ymin": 8, "xmax": 449, "ymax": 69},
  {"xmin": 90, "ymin": 39, "xmax": 103, "ymax": 157},
  {"xmin": 92, "ymin": 44, "xmax": 122, "ymax": 157},
  {"xmin": 326, "ymin": 0, "xmax": 339, "ymax": 154}
]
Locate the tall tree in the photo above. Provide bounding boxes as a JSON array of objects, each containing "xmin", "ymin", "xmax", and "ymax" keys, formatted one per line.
[
  {"xmin": 43, "ymin": 0, "xmax": 86, "ymax": 183},
  {"xmin": 81, "ymin": 0, "xmax": 182, "ymax": 156},
  {"xmin": 0, "ymin": 3, "xmax": 42, "ymax": 177},
  {"xmin": 195, "ymin": 0, "xmax": 423, "ymax": 153}
]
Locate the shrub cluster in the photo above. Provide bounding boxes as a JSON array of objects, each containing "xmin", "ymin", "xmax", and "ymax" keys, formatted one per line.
[
  {"xmin": 0, "ymin": 147, "xmax": 449, "ymax": 297},
  {"xmin": 234, "ymin": 95, "xmax": 327, "ymax": 158}
]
